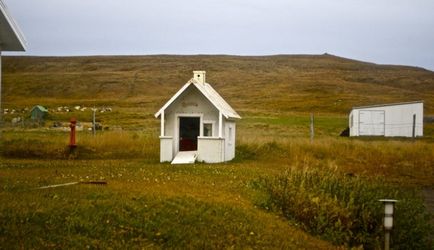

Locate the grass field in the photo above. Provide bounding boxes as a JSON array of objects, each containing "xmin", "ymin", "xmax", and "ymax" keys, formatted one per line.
[{"xmin": 1, "ymin": 55, "xmax": 434, "ymax": 249}]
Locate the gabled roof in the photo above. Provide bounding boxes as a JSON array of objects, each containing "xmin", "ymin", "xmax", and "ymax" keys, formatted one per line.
[
  {"xmin": 0, "ymin": 0, "xmax": 26, "ymax": 51},
  {"xmin": 31, "ymin": 105, "xmax": 48, "ymax": 112},
  {"xmin": 155, "ymin": 78, "xmax": 241, "ymax": 119}
]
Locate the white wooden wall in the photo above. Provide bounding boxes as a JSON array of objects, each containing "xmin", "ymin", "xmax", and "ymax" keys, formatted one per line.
[
  {"xmin": 349, "ymin": 103, "xmax": 423, "ymax": 137},
  {"xmin": 159, "ymin": 84, "xmax": 237, "ymax": 162}
]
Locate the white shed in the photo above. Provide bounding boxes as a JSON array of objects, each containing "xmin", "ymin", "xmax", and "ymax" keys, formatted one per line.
[
  {"xmin": 155, "ymin": 71, "xmax": 241, "ymax": 164},
  {"xmin": 349, "ymin": 101, "xmax": 423, "ymax": 137}
]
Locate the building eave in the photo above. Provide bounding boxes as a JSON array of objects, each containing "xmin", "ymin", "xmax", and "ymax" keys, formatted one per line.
[
  {"xmin": 155, "ymin": 79, "xmax": 241, "ymax": 120},
  {"xmin": 193, "ymin": 81, "xmax": 241, "ymax": 119},
  {"xmin": 351, "ymin": 100, "xmax": 423, "ymax": 110},
  {"xmin": 154, "ymin": 82, "xmax": 192, "ymax": 118},
  {"xmin": 0, "ymin": 0, "xmax": 26, "ymax": 51}
]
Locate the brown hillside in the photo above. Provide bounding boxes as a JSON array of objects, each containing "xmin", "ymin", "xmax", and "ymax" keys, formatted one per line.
[{"xmin": 3, "ymin": 54, "xmax": 434, "ymax": 114}]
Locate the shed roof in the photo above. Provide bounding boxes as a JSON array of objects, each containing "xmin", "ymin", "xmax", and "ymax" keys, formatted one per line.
[
  {"xmin": 155, "ymin": 78, "xmax": 241, "ymax": 119},
  {"xmin": 0, "ymin": 0, "xmax": 26, "ymax": 51},
  {"xmin": 31, "ymin": 105, "xmax": 48, "ymax": 113},
  {"xmin": 351, "ymin": 101, "xmax": 423, "ymax": 110}
]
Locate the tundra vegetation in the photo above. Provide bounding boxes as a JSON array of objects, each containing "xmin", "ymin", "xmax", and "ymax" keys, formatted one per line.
[{"xmin": 1, "ymin": 55, "xmax": 433, "ymax": 249}]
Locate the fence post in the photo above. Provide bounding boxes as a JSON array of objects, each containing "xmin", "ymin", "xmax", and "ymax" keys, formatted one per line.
[
  {"xmin": 310, "ymin": 113, "xmax": 314, "ymax": 143},
  {"xmin": 92, "ymin": 107, "xmax": 96, "ymax": 136},
  {"xmin": 412, "ymin": 114, "xmax": 416, "ymax": 138}
]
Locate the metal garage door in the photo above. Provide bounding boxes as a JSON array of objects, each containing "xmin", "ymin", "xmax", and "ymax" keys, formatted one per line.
[{"xmin": 359, "ymin": 110, "xmax": 385, "ymax": 136}]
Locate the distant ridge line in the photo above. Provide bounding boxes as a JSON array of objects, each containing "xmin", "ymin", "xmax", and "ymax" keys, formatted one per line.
[{"xmin": 2, "ymin": 54, "xmax": 432, "ymax": 72}]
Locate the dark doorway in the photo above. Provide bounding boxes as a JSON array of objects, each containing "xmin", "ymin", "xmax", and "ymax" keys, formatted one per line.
[{"xmin": 179, "ymin": 117, "xmax": 200, "ymax": 151}]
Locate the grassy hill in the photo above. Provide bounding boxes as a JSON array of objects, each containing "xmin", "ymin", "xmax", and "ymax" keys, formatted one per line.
[{"xmin": 3, "ymin": 54, "xmax": 434, "ymax": 115}]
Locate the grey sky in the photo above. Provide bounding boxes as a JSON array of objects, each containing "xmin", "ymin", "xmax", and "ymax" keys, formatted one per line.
[{"xmin": 4, "ymin": 0, "xmax": 434, "ymax": 70}]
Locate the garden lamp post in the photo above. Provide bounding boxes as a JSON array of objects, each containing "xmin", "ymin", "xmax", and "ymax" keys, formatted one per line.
[{"xmin": 379, "ymin": 199, "xmax": 398, "ymax": 250}]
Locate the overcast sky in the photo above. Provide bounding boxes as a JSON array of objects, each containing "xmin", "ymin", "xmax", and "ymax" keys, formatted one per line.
[{"xmin": 4, "ymin": 0, "xmax": 434, "ymax": 70}]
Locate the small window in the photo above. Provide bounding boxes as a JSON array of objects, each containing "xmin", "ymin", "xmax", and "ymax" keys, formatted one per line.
[
  {"xmin": 228, "ymin": 126, "xmax": 233, "ymax": 143},
  {"xmin": 203, "ymin": 123, "xmax": 213, "ymax": 137}
]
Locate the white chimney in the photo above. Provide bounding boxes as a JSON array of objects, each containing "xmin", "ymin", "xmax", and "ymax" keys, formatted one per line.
[{"xmin": 193, "ymin": 71, "xmax": 206, "ymax": 84}]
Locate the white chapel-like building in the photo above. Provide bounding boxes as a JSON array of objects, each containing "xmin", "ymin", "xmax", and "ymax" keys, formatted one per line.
[{"xmin": 155, "ymin": 71, "xmax": 241, "ymax": 164}]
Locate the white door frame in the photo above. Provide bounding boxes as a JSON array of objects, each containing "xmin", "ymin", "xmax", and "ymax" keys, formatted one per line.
[{"xmin": 174, "ymin": 113, "xmax": 203, "ymax": 154}]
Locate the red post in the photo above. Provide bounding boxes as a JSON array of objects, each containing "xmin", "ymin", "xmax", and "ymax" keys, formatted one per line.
[{"xmin": 69, "ymin": 117, "xmax": 77, "ymax": 148}]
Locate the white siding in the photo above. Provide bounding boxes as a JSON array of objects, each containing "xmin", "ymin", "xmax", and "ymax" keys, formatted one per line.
[
  {"xmin": 224, "ymin": 121, "xmax": 236, "ymax": 161},
  {"xmin": 159, "ymin": 136, "xmax": 173, "ymax": 162},
  {"xmin": 349, "ymin": 102, "xmax": 423, "ymax": 137},
  {"xmin": 197, "ymin": 137, "xmax": 224, "ymax": 163}
]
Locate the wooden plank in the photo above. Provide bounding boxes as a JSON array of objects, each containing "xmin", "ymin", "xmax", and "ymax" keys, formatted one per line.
[{"xmin": 171, "ymin": 151, "xmax": 198, "ymax": 164}]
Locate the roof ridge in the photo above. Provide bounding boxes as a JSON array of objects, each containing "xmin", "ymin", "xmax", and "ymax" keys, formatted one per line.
[
  {"xmin": 155, "ymin": 79, "xmax": 240, "ymax": 119},
  {"xmin": 352, "ymin": 100, "xmax": 423, "ymax": 110}
]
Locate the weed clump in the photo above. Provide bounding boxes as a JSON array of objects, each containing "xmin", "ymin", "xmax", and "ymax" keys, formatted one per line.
[
  {"xmin": 234, "ymin": 141, "xmax": 285, "ymax": 162},
  {"xmin": 256, "ymin": 168, "xmax": 433, "ymax": 249}
]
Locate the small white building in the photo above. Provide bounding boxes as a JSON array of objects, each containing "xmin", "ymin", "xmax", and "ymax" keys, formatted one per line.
[
  {"xmin": 155, "ymin": 71, "xmax": 241, "ymax": 164},
  {"xmin": 349, "ymin": 101, "xmax": 423, "ymax": 137}
]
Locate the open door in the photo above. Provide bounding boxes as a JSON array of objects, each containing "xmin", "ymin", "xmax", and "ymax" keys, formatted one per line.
[{"xmin": 179, "ymin": 117, "xmax": 200, "ymax": 151}]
